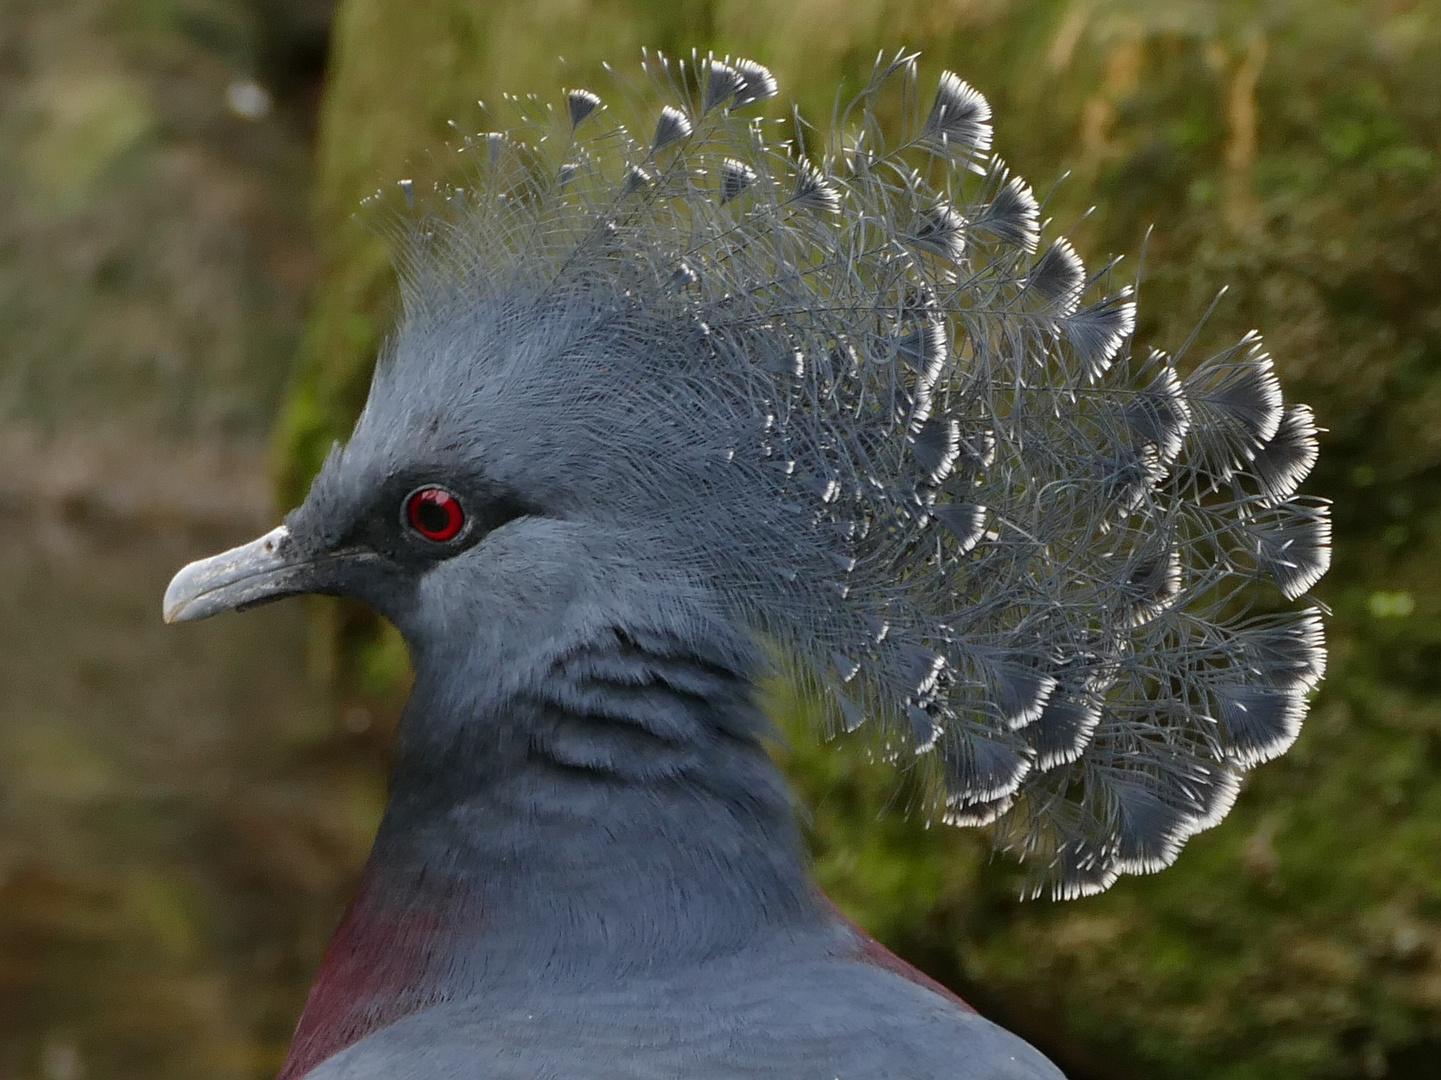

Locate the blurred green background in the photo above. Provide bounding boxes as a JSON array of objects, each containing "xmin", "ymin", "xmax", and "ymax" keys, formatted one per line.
[{"xmin": 1, "ymin": 1, "xmax": 1437, "ymax": 1078}]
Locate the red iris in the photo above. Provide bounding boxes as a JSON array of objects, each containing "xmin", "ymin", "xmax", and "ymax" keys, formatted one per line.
[{"xmin": 405, "ymin": 487, "xmax": 465, "ymax": 542}]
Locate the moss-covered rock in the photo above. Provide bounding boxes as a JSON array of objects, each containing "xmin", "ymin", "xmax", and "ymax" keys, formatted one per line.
[{"xmin": 286, "ymin": 2, "xmax": 1441, "ymax": 1076}]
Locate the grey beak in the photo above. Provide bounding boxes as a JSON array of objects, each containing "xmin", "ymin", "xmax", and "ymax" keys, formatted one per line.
[{"xmin": 164, "ymin": 525, "xmax": 301, "ymax": 623}]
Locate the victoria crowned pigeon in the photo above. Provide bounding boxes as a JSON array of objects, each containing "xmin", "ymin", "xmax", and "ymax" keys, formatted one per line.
[{"xmin": 163, "ymin": 52, "xmax": 1330, "ymax": 1080}]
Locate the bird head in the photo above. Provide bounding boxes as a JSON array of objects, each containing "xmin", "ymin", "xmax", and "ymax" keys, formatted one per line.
[
  {"xmin": 162, "ymin": 280, "xmax": 809, "ymax": 691},
  {"xmin": 164, "ymin": 51, "xmax": 1330, "ymax": 899}
]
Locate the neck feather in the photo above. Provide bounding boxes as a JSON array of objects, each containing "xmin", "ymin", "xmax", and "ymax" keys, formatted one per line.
[{"xmin": 278, "ymin": 621, "xmax": 820, "ymax": 1078}]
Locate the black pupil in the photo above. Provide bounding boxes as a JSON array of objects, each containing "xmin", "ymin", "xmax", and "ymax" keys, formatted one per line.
[{"xmin": 415, "ymin": 496, "xmax": 453, "ymax": 535}]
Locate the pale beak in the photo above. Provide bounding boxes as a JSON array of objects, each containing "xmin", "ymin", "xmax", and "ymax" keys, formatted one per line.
[{"xmin": 163, "ymin": 525, "xmax": 302, "ymax": 623}]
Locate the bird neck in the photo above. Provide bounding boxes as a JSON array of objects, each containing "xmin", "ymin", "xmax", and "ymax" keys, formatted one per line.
[{"xmin": 279, "ymin": 621, "xmax": 822, "ymax": 1078}]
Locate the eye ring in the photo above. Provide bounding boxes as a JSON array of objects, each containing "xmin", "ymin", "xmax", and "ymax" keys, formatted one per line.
[{"xmin": 404, "ymin": 486, "xmax": 466, "ymax": 543}]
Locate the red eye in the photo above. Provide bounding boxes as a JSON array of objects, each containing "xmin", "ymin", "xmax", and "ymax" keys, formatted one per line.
[{"xmin": 405, "ymin": 486, "xmax": 465, "ymax": 542}]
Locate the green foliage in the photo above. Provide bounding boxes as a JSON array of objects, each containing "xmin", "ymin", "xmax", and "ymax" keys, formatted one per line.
[{"xmin": 287, "ymin": 1, "xmax": 1441, "ymax": 1075}]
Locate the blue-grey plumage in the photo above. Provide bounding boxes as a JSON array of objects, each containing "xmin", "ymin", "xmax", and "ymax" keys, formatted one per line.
[
  {"xmin": 163, "ymin": 48, "xmax": 1328, "ymax": 1079},
  {"xmin": 309, "ymin": 957, "xmax": 1062, "ymax": 1079}
]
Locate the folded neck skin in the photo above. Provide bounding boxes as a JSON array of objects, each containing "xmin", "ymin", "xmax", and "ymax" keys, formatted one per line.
[{"xmin": 277, "ymin": 522, "xmax": 826, "ymax": 1079}]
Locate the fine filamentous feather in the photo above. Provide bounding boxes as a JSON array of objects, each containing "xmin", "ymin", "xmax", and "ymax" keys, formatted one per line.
[{"xmin": 375, "ymin": 50, "xmax": 1329, "ymax": 900}]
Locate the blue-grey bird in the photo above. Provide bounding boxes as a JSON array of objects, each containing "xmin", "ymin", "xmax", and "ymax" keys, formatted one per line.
[{"xmin": 163, "ymin": 51, "xmax": 1330, "ymax": 1080}]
